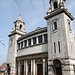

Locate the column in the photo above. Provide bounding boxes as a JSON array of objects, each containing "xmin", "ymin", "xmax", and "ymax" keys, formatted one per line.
[
  {"xmin": 23, "ymin": 41, "xmax": 25, "ymax": 48},
  {"xmin": 42, "ymin": 35, "xmax": 44, "ymax": 43},
  {"xmin": 18, "ymin": 61, "xmax": 20, "ymax": 75},
  {"xmin": 26, "ymin": 60, "xmax": 28, "ymax": 75},
  {"xmin": 36, "ymin": 37, "xmax": 38, "ymax": 44},
  {"xmin": 24, "ymin": 61, "xmax": 26, "ymax": 75},
  {"xmin": 31, "ymin": 38, "xmax": 33, "ymax": 45},
  {"xmin": 43, "ymin": 59, "xmax": 45, "ymax": 75},
  {"xmin": 31, "ymin": 60, "xmax": 33, "ymax": 75},
  {"xmin": 33, "ymin": 60, "xmax": 35, "ymax": 75}
]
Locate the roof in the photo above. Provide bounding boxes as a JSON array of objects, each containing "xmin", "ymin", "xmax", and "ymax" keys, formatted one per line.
[
  {"xmin": 18, "ymin": 27, "xmax": 47, "ymax": 41},
  {"xmin": 14, "ymin": 14, "xmax": 25, "ymax": 24}
]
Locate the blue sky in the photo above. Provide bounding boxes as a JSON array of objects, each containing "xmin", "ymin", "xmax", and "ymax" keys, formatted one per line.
[{"xmin": 0, "ymin": 0, "xmax": 75, "ymax": 65}]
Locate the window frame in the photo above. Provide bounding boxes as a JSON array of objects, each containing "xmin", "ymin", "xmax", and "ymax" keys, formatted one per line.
[
  {"xmin": 53, "ymin": 2, "xmax": 58, "ymax": 9},
  {"xmin": 52, "ymin": 20, "xmax": 58, "ymax": 32},
  {"xmin": 38, "ymin": 35, "xmax": 42, "ymax": 44},
  {"xmin": 33, "ymin": 37, "xmax": 36, "ymax": 45}
]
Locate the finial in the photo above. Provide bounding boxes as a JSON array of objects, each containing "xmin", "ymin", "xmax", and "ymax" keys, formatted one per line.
[{"xmin": 19, "ymin": 14, "xmax": 21, "ymax": 17}]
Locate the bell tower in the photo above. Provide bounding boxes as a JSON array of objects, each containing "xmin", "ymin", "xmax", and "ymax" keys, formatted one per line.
[
  {"xmin": 11, "ymin": 14, "xmax": 26, "ymax": 34},
  {"xmin": 50, "ymin": 0, "xmax": 66, "ymax": 11},
  {"xmin": 45, "ymin": 0, "xmax": 75, "ymax": 75},
  {"xmin": 7, "ymin": 15, "xmax": 26, "ymax": 75}
]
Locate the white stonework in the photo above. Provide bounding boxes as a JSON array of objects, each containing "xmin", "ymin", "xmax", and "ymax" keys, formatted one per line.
[{"xmin": 7, "ymin": 0, "xmax": 75, "ymax": 75}]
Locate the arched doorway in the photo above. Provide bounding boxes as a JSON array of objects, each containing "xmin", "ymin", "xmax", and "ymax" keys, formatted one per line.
[{"xmin": 53, "ymin": 60, "xmax": 62, "ymax": 75}]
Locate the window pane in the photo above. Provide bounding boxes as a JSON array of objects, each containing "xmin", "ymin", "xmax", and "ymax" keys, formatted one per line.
[
  {"xmin": 38, "ymin": 36, "xmax": 42, "ymax": 43},
  {"xmin": 18, "ymin": 43, "xmax": 20, "ymax": 49},
  {"xmin": 28, "ymin": 39, "xmax": 31, "ymax": 46},
  {"xmin": 21, "ymin": 42, "xmax": 23, "ymax": 48},
  {"xmin": 54, "ymin": 2, "xmax": 58, "ymax": 9},
  {"xmin": 54, "ymin": 22, "xmax": 57, "ymax": 30},
  {"xmin": 44, "ymin": 34, "xmax": 48, "ymax": 43},
  {"xmin": 25, "ymin": 40, "xmax": 27, "ymax": 47},
  {"xmin": 33, "ymin": 37, "xmax": 36, "ymax": 45}
]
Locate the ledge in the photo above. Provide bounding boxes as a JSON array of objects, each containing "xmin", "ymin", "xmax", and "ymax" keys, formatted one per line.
[{"xmin": 44, "ymin": 8, "xmax": 74, "ymax": 20}]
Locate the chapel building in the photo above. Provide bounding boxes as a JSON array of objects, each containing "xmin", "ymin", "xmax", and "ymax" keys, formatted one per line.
[{"xmin": 7, "ymin": 0, "xmax": 75, "ymax": 75}]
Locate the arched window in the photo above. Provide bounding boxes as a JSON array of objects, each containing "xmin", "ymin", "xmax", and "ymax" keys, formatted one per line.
[
  {"xmin": 20, "ymin": 25, "xmax": 22, "ymax": 30},
  {"xmin": 54, "ymin": 2, "xmax": 58, "ymax": 9},
  {"xmin": 53, "ymin": 22, "xmax": 57, "ymax": 31}
]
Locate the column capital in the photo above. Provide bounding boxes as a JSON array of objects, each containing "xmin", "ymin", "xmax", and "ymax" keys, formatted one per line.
[{"xmin": 43, "ymin": 59, "xmax": 46, "ymax": 62}]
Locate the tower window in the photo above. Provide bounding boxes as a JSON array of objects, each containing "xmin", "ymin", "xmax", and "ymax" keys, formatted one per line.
[
  {"xmin": 58, "ymin": 41, "xmax": 60, "ymax": 53},
  {"xmin": 54, "ymin": 42, "xmax": 56, "ymax": 53},
  {"xmin": 20, "ymin": 25, "xmax": 22, "ymax": 30},
  {"xmin": 54, "ymin": 2, "xmax": 58, "ymax": 9},
  {"xmin": 53, "ymin": 22, "xmax": 57, "ymax": 31}
]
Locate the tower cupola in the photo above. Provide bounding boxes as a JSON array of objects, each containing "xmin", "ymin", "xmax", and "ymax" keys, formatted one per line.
[
  {"xmin": 10, "ymin": 14, "xmax": 26, "ymax": 36},
  {"xmin": 47, "ymin": 0, "xmax": 66, "ymax": 15}
]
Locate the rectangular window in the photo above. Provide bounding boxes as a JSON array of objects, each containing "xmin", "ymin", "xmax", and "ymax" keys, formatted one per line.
[
  {"xmin": 18, "ymin": 43, "xmax": 20, "ymax": 49},
  {"xmin": 33, "ymin": 37, "xmax": 36, "ymax": 45},
  {"xmin": 54, "ymin": 42, "xmax": 56, "ymax": 53},
  {"xmin": 21, "ymin": 42, "xmax": 23, "ymax": 48},
  {"xmin": 28, "ymin": 39, "xmax": 31, "ymax": 46},
  {"xmin": 44, "ymin": 34, "xmax": 48, "ymax": 43},
  {"xmin": 58, "ymin": 41, "xmax": 60, "ymax": 53},
  {"xmin": 25, "ymin": 40, "xmax": 27, "ymax": 47},
  {"xmin": 38, "ymin": 35, "xmax": 42, "ymax": 43}
]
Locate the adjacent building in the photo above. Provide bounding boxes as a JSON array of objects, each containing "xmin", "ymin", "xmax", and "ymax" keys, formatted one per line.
[{"xmin": 7, "ymin": 0, "xmax": 75, "ymax": 75}]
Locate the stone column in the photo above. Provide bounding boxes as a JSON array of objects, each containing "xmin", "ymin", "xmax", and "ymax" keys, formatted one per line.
[
  {"xmin": 31, "ymin": 60, "xmax": 33, "ymax": 75},
  {"xmin": 43, "ymin": 59, "xmax": 45, "ymax": 75},
  {"xmin": 23, "ymin": 41, "xmax": 25, "ymax": 48},
  {"xmin": 33, "ymin": 60, "xmax": 35, "ymax": 75},
  {"xmin": 42, "ymin": 35, "xmax": 44, "ymax": 43},
  {"xmin": 18, "ymin": 61, "xmax": 20, "ymax": 75},
  {"xmin": 26, "ymin": 60, "xmax": 28, "ymax": 75},
  {"xmin": 24, "ymin": 61, "xmax": 26, "ymax": 75},
  {"xmin": 31, "ymin": 38, "xmax": 33, "ymax": 45},
  {"xmin": 37, "ymin": 37, "xmax": 38, "ymax": 44}
]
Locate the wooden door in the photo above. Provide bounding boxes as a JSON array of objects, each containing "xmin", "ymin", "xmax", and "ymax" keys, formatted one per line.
[
  {"xmin": 56, "ymin": 67, "xmax": 62, "ymax": 75},
  {"xmin": 37, "ymin": 64, "xmax": 43, "ymax": 75}
]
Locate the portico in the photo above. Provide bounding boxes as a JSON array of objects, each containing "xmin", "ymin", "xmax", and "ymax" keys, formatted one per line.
[{"xmin": 16, "ymin": 53, "xmax": 48, "ymax": 75}]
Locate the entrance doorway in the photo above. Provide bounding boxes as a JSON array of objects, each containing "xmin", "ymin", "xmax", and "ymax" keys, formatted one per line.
[
  {"xmin": 37, "ymin": 64, "xmax": 43, "ymax": 75},
  {"xmin": 53, "ymin": 60, "xmax": 62, "ymax": 75}
]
